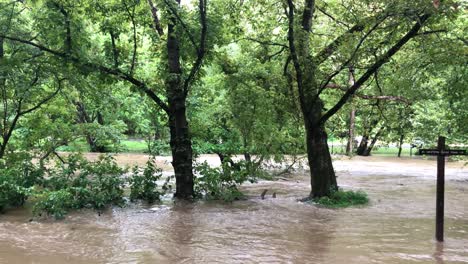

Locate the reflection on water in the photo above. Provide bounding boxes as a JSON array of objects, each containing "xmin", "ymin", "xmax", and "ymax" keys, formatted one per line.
[{"xmin": 0, "ymin": 156, "xmax": 467, "ymax": 264}]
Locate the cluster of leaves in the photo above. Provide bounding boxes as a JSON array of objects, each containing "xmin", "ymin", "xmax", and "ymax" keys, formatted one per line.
[
  {"xmin": 313, "ymin": 188, "xmax": 369, "ymax": 208},
  {"xmin": 129, "ymin": 157, "xmax": 170, "ymax": 203},
  {"xmin": 194, "ymin": 160, "xmax": 257, "ymax": 202},
  {"xmin": 33, "ymin": 154, "xmax": 126, "ymax": 219},
  {"xmin": 0, "ymin": 155, "xmax": 43, "ymax": 212},
  {"xmin": 29, "ymin": 153, "xmax": 174, "ymax": 219}
]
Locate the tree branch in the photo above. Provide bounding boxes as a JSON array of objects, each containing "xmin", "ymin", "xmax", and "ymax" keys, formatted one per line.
[
  {"xmin": 242, "ymin": 37, "xmax": 288, "ymax": 48},
  {"xmin": 19, "ymin": 78, "xmax": 63, "ymax": 116},
  {"xmin": 285, "ymin": 0, "xmax": 307, "ymax": 112},
  {"xmin": 313, "ymin": 24, "xmax": 365, "ymax": 65},
  {"xmin": 147, "ymin": 0, "xmax": 164, "ymax": 36},
  {"xmin": 162, "ymin": 0, "xmax": 199, "ymax": 51},
  {"xmin": 0, "ymin": 35, "xmax": 170, "ymax": 114},
  {"xmin": 183, "ymin": 0, "xmax": 207, "ymax": 96},
  {"xmin": 318, "ymin": 14, "xmax": 430, "ymax": 126},
  {"xmin": 123, "ymin": 1, "xmax": 138, "ymax": 75},
  {"xmin": 326, "ymin": 84, "xmax": 411, "ymax": 104},
  {"xmin": 316, "ymin": 6, "xmax": 350, "ymax": 28}
]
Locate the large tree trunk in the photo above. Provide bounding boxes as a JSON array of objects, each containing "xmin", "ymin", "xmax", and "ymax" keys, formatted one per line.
[
  {"xmin": 168, "ymin": 105, "xmax": 194, "ymax": 199},
  {"xmin": 305, "ymin": 118, "xmax": 337, "ymax": 197},
  {"xmin": 285, "ymin": 0, "xmax": 338, "ymax": 198},
  {"xmin": 166, "ymin": 5, "xmax": 194, "ymax": 199}
]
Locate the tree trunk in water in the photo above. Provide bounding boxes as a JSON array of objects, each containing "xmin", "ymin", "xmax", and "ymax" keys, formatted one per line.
[
  {"xmin": 346, "ymin": 106, "xmax": 356, "ymax": 155},
  {"xmin": 362, "ymin": 126, "xmax": 383, "ymax": 156},
  {"xmin": 304, "ymin": 117, "xmax": 337, "ymax": 198},
  {"xmin": 356, "ymin": 134, "xmax": 369, "ymax": 155},
  {"xmin": 168, "ymin": 106, "xmax": 194, "ymax": 199},
  {"xmin": 166, "ymin": 8, "xmax": 194, "ymax": 199},
  {"xmin": 398, "ymin": 134, "xmax": 404, "ymax": 158}
]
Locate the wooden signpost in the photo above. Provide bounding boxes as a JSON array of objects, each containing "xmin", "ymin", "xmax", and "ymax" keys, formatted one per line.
[{"xmin": 418, "ymin": 136, "xmax": 467, "ymax": 242}]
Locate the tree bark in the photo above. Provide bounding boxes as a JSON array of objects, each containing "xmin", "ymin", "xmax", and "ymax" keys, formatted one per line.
[
  {"xmin": 397, "ymin": 134, "xmax": 404, "ymax": 157},
  {"xmin": 362, "ymin": 126, "xmax": 383, "ymax": 156},
  {"xmin": 345, "ymin": 67, "xmax": 356, "ymax": 156},
  {"xmin": 286, "ymin": 0, "xmax": 337, "ymax": 198},
  {"xmin": 166, "ymin": 3, "xmax": 194, "ymax": 199},
  {"xmin": 346, "ymin": 106, "xmax": 356, "ymax": 155},
  {"xmin": 305, "ymin": 118, "xmax": 337, "ymax": 197},
  {"xmin": 168, "ymin": 106, "xmax": 194, "ymax": 199},
  {"xmin": 75, "ymin": 102, "xmax": 107, "ymax": 153},
  {"xmin": 356, "ymin": 134, "xmax": 369, "ymax": 156}
]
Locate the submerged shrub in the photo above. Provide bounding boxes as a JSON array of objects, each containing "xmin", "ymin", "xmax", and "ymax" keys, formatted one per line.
[
  {"xmin": 194, "ymin": 161, "xmax": 255, "ymax": 202},
  {"xmin": 34, "ymin": 154, "xmax": 125, "ymax": 218},
  {"xmin": 0, "ymin": 157, "xmax": 43, "ymax": 212},
  {"xmin": 129, "ymin": 157, "xmax": 165, "ymax": 203},
  {"xmin": 313, "ymin": 189, "xmax": 369, "ymax": 208},
  {"xmin": 33, "ymin": 189, "xmax": 74, "ymax": 219}
]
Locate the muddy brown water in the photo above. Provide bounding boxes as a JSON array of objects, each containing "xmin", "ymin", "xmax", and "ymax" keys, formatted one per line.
[{"xmin": 1, "ymin": 155, "xmax": 467, "ymax": 264}]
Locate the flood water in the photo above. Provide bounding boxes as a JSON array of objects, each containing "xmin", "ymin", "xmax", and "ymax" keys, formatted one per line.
[{"xmin": 0, "ymin": 155, "xmax": 467, "ymax": 264}]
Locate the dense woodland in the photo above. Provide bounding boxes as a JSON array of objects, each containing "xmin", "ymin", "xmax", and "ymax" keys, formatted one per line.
[{"xmin": 0, "ymin": 0, "xmax": 466, "ymax": 217}]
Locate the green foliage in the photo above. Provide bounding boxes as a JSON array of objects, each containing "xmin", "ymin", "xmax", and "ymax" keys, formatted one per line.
[
  {"xmin": 33, "ymin": 190, "xmax": 74, "ymax": 219},
  {"xmin": 0, "ymin": 156, "xmax": 43, "ymax": 212},
  {"xmin": 313, "ymin": 189, "xmax": 369, "ymax": 208},
  {"xmin": 129, "ymin": 157, "xmax": 165, "ymax": 203},
  {"xmin": 34, "ymin": 154, "xmax": 125, "ymax": 218},
  {"xmin": 194, "ymin": 161, "xmax": 255, "ymax": 202}
]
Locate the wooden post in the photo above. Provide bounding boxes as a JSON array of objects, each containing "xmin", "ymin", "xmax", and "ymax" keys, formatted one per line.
[
  {"xmin": 419, "ymin": 140, "xmax": 466, "ymax": 242},
  {"xmin": 436, "ymin": 136, "xmax": 445, "ymax": 242}
]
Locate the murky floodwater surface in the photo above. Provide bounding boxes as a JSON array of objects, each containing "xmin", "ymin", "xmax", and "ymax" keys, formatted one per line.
[{"xmin": 1, "ymin": 155, "xmax": 467, "ymax": 263}]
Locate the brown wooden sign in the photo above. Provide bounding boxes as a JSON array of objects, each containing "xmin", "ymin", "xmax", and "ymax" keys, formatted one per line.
[
  {"xmin": 419, "ymin": 149, "xmax": 466, "ymax": 156},
  {"xmin": 421, "ymin": 137, "xmax": 467, "ymax": 242}
]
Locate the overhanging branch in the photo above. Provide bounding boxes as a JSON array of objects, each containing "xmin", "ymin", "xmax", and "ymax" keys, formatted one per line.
[
  {"xmin": 318, "ymin": 14, "xmax": 431, "ymax": 126},
  {"xmin": 0, "ymin": 35, "xmax": 170, "ymax": 114}
]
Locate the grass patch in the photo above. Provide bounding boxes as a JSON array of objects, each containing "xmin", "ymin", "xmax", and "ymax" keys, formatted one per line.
[
  {"xmin": 120, "ymin": 140, "xmax": 148, "ymax": 153},
  {"xmin": 313, "ymin": 189, "xmax": 369, "ymax": 208}
]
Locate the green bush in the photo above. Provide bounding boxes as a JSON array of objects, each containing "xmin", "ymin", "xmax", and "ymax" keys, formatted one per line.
[
  {"xmin": 194, "ymin": 161, "xmax": 254, "ymax": 202},
  {"xmin": 0, "ymin": 157, "xmax": 43, "ymax": 212},
  {"xmin": 129, "ymin": 157, "xmax": 165, "ymax": 203},
  {"xmin": 34, "ymin": 154, "xmax": 125, "ymax": 218},
  {"xmin": 33, "ymin": 189, "xmax": 74, "ymax": 219},
  {"xmin": 313, "ymin": 189, "xmax": 369, "ymax": 208}
]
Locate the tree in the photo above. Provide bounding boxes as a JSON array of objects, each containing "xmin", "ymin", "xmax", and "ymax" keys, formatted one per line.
[
  {"xmin": 280, "ymin": 0, "xmax": 450, "ymax": 197},
  {"xmin": 1, "ymin": 0, "xmax": 211, "ymax": 198},
  {"xmin": 0, "ymin": 6, "xmax": 63, "ymax": 159}
]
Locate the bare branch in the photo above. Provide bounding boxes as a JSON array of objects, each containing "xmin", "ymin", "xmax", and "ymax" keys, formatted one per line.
[{"xmin": 315, "ymin": 19, "xmax": 384, "ymax": 101}]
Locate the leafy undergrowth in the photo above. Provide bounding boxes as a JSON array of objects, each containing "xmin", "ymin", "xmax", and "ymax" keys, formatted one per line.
[
  {"xmin": 313, "ymin": 189, "xmax": 369, "ymax": 208},
  {"xmin": 1, "ymin": 153, "xmax": 261, "ymax": 219},
  {"xmin": 194, "ymin": 161, "xmax": 256, "ymax": 202}
]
